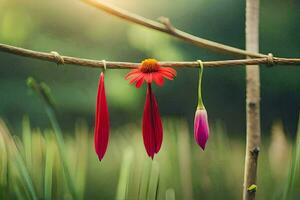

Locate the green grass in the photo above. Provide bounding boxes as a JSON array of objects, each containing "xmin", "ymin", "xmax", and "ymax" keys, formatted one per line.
[
  {"xmin": 0, "ymin": 77, "xmax": 299, "ymax": 199},
  {"xmin": 0, "ymin": 117, "xmax": 299, "ymax": 200},
  {"xmin": 283, "ymin": 114, "xmax": 300, "ymax": 199}
]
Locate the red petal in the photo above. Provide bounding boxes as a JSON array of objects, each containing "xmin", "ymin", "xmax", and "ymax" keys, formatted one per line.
[
  {"xmin": 162, "ymin": 67, "xmax": 177, "ymax": 76},
  {"xmin": 144, "ymin": 73, "xmax": 153, "ymax": 83},
  {"xmin": 159, "ymin": 67, "xmax": 176, "ymax": 80},
  {"xmin": 129, "ymin": 73, "xmax": 144, "ymax": 84},
  {"xmin": 142, "ymin": 84, "xmax": 163, "ymax": 158},
  {"xmin": 125, "ymin": 68, "xmax": 141, "ymax": 80},
  {"xmin": 135, "ymin": 76, "xmax": 144, "ymax": 88},
  {"xmin": 152, "ymin": 73, "xmax": 164, "ymax": 87},
  {"xmin": 94, "ymin": 72, "xmax": 110, "ymax": 161}
]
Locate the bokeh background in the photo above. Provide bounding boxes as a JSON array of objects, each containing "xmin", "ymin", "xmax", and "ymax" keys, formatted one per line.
[
  {"xmin": 1, "ymin": 0, "xmax": 300, "ymax": 134},
  {"xmin": 1, "ymin": 0, "xmax": 300, "ymax": 199}
]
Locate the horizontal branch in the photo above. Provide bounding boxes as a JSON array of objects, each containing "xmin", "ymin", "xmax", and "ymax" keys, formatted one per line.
[
  {"xmin": 81, "ymin": 0, "xmax": 266, "ymax": 58},
  {"xmin": 1, "ymin": 43, "xmax": 300, "ymax": 69}
]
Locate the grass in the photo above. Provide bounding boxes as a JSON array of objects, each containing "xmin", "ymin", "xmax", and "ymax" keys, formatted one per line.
[
  {"xmin": 0, "ymin": 77, "xmax": 299, "ymax": 199},
  {"xmin": 0, "ymin": 117, "xmax": 299, "ymax": 200},
  {"xmin": 283, "ymin": 114, "xmax": 300, "ymax": 199}
]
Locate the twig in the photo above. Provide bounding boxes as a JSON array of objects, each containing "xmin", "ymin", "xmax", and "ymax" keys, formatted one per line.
[
  {"xmin": 1, "ymin": 43, "xmax": 300, "ymax": 69},
  {"xmin": 81, "ymin": 0, "xmax": 267, "ymax": 58},
  {"xmin": 243, "ymin": 0, "xmax": 261, "ymax": 199}
]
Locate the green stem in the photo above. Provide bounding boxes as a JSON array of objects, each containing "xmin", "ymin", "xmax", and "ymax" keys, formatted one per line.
[
  {"xmin": 44, "ymin": 106, "xmax": 78, "ymax": 200},
  {"xmin": 27, "ymin": 77, "xmax": 78, "ymax": 200},
  {"xmin": 197, "ymin": 60, "xmax": 205, "ymax": 109}
]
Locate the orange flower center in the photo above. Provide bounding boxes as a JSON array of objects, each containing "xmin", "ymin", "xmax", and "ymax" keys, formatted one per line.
[{"xmin": 140, "ymin": 59, "xmax": 160, "ymax": 73}]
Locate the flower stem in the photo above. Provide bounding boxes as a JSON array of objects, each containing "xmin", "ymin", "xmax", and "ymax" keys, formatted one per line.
[{"xmin": 197, "ymin": 60, "xmax": 205, "ymax": 110}]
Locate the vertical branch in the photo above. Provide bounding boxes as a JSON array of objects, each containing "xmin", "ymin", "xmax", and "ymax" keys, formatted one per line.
[{"xmin": 243, "ymin": 0, "xmax": 261, "ymax": 200}]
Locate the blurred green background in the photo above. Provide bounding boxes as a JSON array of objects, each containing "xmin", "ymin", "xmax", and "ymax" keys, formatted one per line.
[
  {"xmin": 1, "ymin": 0, "xmax": 300, "ymax": 135},
  {"xmin": 1, "ymin": 0, "xmax": 300, "ymax": 199}
]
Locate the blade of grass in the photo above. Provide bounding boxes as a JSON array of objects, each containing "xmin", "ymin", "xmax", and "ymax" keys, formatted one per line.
[
  {"xmin": 147, "ymin": 161, "xmax": 160, "ymax": 200},
  {"xmin": 116, "ymin": 147, "xmax": 134, "ymax": 200},
  {"xmin": 138, "ymin": 160, "xmax": 152, "ymax": 200},
  {"xmin": 283, "ymin": 113, "xmax": 300, "ymax": 199},
  {"xmin": 22, "ymin": 116, "xmax": 32, "ymax": 171},
  {"xmin": 163, "ymin": 118, "xmax": 183, "ymax": 198},
  {"xmin": 74, "ymin": 121, "xmax": 88, "ymax": 200},
  {"xmin": 13, "ymin": 180, "xmax": 27, "ymax": 200},
  {"xmin": 31, "ymin": 131, "xmax": 45, "ymax": 197},
  {"xmin": 176, "ymin": 120, "xmax": 193, "ymax": 200},
  {"xmin": 26, "ymin": 77, "xmax": 77, "ymax": 200},
  {"xmin": 0, "ymin": 120, "xmax": 38, "ymax": 200},
  {"xmin": 44, "ymin": 133, "xmax": 56, "ymax": 200},
  {"xmin": 0, "ymin": 120, "xmax": 8, "ymax": 199},
  {"xmin": 12, "ymin": 136, "xmax": 38, "ymax": 200},
  {"xmin": 165, "ymin": 188, "xmax": 175, "ymax": 200}
]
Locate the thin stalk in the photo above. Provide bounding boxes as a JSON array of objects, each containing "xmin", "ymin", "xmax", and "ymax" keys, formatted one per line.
[
  {"xmin": 27, "ymin": 77, "xmax": 78, "ymax": 200},
  {"xmin": 243, "ymin": 0, "xmax": 261, "ymax": 199},
  {"xmin": 196, "ymin": 61, "xmax": 204, "ymax": 109},
  {"xmin": 44, "ymin": 134, "xmax": 55, "ymax": 200}
]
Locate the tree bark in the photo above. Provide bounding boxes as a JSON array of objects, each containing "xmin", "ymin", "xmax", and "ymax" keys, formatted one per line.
[{"xmin": 243, "ymin": 0, "xmax": 261, "ymax": 200}]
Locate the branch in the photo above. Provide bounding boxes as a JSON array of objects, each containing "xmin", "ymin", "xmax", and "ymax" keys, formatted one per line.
[
  {"xmin": 81, "ymin": 0, "xmax": 267, "ymax": 58},
  {"xmin": 1, "ymin": 43, "xmax": 300, "ymax": 69}
]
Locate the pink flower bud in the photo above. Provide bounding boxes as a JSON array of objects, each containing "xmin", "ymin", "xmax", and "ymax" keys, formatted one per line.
[{"xmin": 194, "ymin": 109, "xmax": 209, "ymax": 150}]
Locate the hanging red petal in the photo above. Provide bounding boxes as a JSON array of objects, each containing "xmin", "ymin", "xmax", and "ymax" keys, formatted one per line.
[
  {"xmin": 94, "ymin": 72, "xmax": 110, "ymax": 161},
  {"xmin": 142, "ymin": 83, "xmax": 163, "ymax": 159}
]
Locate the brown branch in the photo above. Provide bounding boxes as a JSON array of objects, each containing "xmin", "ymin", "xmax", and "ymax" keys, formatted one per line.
[
  {"xmin": 1, "ymin": 43, "xmax": 300, "ymax": 69},
  {"xmin": 81, "ymin": 0, "xmax": 267, "ymax": 58},
  {"xmin": 243, "ymin": 0, "xmax": 261, "ymax": 199}
]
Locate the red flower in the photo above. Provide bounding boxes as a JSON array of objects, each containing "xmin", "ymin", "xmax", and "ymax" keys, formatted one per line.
[
  {"xmin": 94, "ymin": 72, "xmax": 110, "ymax": 161},
  {"xmin": 125, "ymin": 59, "xmax": 176, "ymax": 88},
  {"xmin": 125, "ymin": 59, "xmax": 176, "ymax": 158}
]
